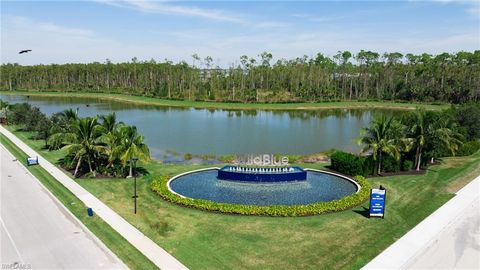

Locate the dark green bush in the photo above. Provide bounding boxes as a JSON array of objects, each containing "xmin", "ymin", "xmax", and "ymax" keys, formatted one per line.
[
  {"xmin": 401, "ymin": 159, "xmax": 414, "ymax": 171},
  {"xmin": 330, "ymin": 151, "xmax": 365, "ymax": 176},
  {"xmin": 457, "ymin": 140, "xmax": 480, "ymax": 156},
  {"xmin": 453, "ymin": 104, "xmax": 480, "ymax": 141},
  {"xmin": 363, "ymin": 156, "xmax": 376, "ymax": 176},
  {"xmin": 382, "ymin": 155, "xmax": 401, "ymax": 173},
  {"xmin": 218, "ymin": 154, "xmax": 235, "ymax": 163},
  {"xmin": 8, "ymin": 103, "xmax": 32, "ymax": 125},
  {"xmin": 151, "ymin": 174, "xmax": 371, "ymax": 217}
]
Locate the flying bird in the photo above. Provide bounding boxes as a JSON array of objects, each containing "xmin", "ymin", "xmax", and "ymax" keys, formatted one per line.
[{"xmin": 19, "ymin": 49, "xmax": 32, "ymax": 54}]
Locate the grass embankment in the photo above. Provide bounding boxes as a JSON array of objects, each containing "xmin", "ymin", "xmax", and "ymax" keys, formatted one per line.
[
  {"xmin": 4, "ymin": 126, "xmax": 480, "ymax": 270},
  {"xmin": 0, "ymin": 90, "xmax": 449, "ymax": 111},
  {"xmin": 0, "ymin": 133, "xmax": 159, "ymax": 270}
]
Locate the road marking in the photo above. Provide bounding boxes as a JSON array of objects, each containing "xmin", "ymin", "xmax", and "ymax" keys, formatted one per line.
[{"xmin": 0, "ymin": 217, "xmax": 24, "ymax": 263}]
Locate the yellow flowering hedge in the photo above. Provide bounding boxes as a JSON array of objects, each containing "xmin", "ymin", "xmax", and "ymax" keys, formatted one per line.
[{"xmin": 151, "ymin": 175, "xmax": 371, "ymax": 217}]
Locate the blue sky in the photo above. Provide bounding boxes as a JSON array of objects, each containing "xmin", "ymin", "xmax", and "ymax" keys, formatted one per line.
[{"xmin": 1, "ymin": 0, "xmax": 479, "ymax": 66}]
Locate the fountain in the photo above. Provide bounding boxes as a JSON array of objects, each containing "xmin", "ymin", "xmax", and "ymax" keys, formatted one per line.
[{"xmin": 217, "ymin": 165, "xmax": 307, "ymax": 182}]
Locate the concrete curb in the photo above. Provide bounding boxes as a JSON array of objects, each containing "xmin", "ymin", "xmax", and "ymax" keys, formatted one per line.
[
  {"xmin": 304, "ymin": 168, "xmax": 362, "ymax": 193},
  {"xmin": 167, "ymin": 167, "xmax": 220, "ymax": 198}
]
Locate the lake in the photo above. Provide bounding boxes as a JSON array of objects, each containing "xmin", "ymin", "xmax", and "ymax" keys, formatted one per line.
[{"xmin": 0, "ymin": 94, "xmax": 396, "ymax": 161}]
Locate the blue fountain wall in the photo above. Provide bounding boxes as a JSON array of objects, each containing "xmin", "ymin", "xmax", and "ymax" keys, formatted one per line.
[{"xmin": 217, "ymin": 166, "xmax": 307, "ymax": 182}]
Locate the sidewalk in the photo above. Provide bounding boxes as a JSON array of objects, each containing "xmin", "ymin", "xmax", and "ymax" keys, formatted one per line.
[
  {"xmin": 0, "ymin": 125, "xmax": 188, "ymax": 270},
  {"xmin": 362, "ymin": 175, "xmax": 480, "ymax": 269}
]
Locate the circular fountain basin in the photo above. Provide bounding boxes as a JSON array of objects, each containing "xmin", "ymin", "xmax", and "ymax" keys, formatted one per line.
[{"xmin": 168, "ymin": 168, "xmax": 359, "ymax": 206}]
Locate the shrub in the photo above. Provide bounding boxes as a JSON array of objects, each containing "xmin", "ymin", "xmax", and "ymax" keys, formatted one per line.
[
  {"xmin": 401, "ymin": 159, "xmax": 414, "ymax": 171},
  {"xmin": 218, "ymin": 154, "xmax": 235, "ymax": 163},
  {"xmin": 184, "ymin": 153, "xmax": 193, "ymax": 160},
  {"xmin": 457, "ymin": 140, "xmax": 480, "ymax": 156},
  {"xmin": 8, "ymin": 103, "xmax": 32, "ymax": 125},
  {"xmin": 151, "ymin": 174, "xmax": 371, "ymax": 217},
  {"xmin": 453, "ymin": 104, "xmax": 480, "ymax": 141},
  {"xmin": 286, "ymin": 155, "xmax": 301, "ymax": 164},
  {"xmin": 382, "ymin": 155, "xmax": 400, "ymax": 173},
  {"xmin": 363, "ymin": 156, "xmax": 376, "ymax": 176},
  {"xmin": 330, "ymin": 151, "xmax": 365, "ymax": 176}
]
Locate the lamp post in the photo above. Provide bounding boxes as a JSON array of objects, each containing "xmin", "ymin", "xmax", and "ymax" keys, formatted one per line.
[{"xmin": 132, "ymin": 157, "xmax": 139, "ymax": 214}]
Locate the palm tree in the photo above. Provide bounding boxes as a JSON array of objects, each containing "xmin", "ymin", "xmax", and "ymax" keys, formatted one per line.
[
  {"xmin": 409, "ymin": 109, "xmax": 427, "ymax": 171},
  {"xmin": 118, "ymin": 125, "xmax": 150, "ymax": 178},
  {"xmin": 62, "ymin": 108, "xmax": 79, "ymax": 121},
  {"xmin": 99, "ymin": 121, "xmax": 124, "ymax": 170},
  {"xmin": 63, "ymin": 117, "xmax": 105, "ymax": 178},
  {"xmin": 99, "ymin": 112, "xmax": 122, "ymax": 133},
  {"xmin": 434, "ymin": 126, "xmax": 463, "ymax": 158},
  {"xmin": 424, "ymin": 114, "xmax": 463, "ymax": 164},
  {"xmin": 47, "ymin": 108, "xmax": 79, "ymax": 150},
  {"xmin": 360, "ymin": 115, "xmax": 402, "ymax": 175},
  {"xmin": 408, "ymin": 109, "xmax": 463, "ymax": 170}
]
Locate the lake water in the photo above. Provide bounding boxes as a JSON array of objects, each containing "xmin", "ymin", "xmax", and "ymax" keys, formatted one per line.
[{"xmin": 0, "ymin": 94, "xmax": 395, "ymax": 161}]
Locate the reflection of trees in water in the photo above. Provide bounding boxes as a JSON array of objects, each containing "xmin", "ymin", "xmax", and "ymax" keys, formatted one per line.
[
  {"xmin": 207, "ymin": 108, "xmax": 216, "ymax": 114},
  {"xmin": 283, "ymin": 109, "xmax": 356, "ymax": 120},
  {"xmin": 15, "ymin": 95, "xmax": 404, "ymax": 121},
  {"xmin": 220, "ymin": 107, "xmax": 403, "ymax": 121},
  {"xmin": 223, "ymin": 109, "xmax": 258, "ymax": 118}
]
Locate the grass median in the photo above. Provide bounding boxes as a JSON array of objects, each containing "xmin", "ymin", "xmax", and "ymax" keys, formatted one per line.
[
  {"xmin": 0, "ymin": 133, "xmax": 159, "ymax": 270},
  {"xmin": 3, "ymin": 126, "xmax": 480, "ymax": 269}
]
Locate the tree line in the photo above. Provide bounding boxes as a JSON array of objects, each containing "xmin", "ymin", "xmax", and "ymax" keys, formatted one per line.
[
  {"xmin": 0, "ymin": 100, "xmax": 150, "ymax": 178},
  {"xmin": 1, "ymin": 50, "xmax": 479, "ymax": 104}
]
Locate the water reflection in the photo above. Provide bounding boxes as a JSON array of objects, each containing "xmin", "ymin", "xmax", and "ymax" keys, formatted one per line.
[{"xmin": 1, "ymin": 94, "xmax": 399, "ymax": 160}]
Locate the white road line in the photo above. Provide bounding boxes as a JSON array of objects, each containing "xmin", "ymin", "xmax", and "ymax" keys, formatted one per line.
[{"xmin": 0, "ymin": 217, "xmax": 24, "ymax": 263}]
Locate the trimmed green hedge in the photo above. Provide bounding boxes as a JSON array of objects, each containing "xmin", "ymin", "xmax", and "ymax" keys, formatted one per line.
[
  {"xmin": 151, "ymin": 174, "xmax": 371, "ymax": 217},
  {"xmin": 458, "ymin": 140, "xmax": 480, "ymax": 156},
  {"xmin": 330, "ymin": 151, "xmax": 365, "ymax": 176},
  {"xmin": 330, "ymin": 150, "xmax": 413, "ymax": 176}
]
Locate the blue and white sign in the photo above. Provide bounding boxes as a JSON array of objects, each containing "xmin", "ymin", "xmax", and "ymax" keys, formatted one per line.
[
  {"xmin": 27, "ymin": 156, "xmax": 39, "ymax": 166},
  {"xmin": 369, "ymin": 188, "xmax": 386, "ymax": 218}
]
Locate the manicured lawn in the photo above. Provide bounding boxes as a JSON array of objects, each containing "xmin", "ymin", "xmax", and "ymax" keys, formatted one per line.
[
  {"xmin": 0, "ymin": 133, "xmax": 159, "ymax": 270},
  {"xmin": 4, "ymin": 126, "xmax": 480, "ymax": 269},
  {"xmin": 0, "ymin": 90, "xmax": 449, "ymax": 111}
]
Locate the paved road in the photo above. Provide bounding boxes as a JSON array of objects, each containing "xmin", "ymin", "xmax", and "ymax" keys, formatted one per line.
[
  {"xmin": 0, "ymin": 144, "xmax": 127, "ymax": 269},
  {"xmin": 363, "ymin": 176, "xmax": 480, "ymax": 270},
  {"xmin": 0, "ymin": 124, "xmax": 187, "ymax": 270}
]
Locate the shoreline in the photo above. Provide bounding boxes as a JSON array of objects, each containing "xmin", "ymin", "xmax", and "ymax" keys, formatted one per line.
[{"xmin": 0, "ymin": 90, "xmax": 450, "ymax": 111}]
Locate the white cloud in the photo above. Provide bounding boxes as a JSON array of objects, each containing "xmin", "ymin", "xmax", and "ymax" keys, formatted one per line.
[
  {"xmin": 2, "ymin": 12, "xmax": 479, "ymax": 67},
  {"xmin": 6, "ymin": 16, "xmax": 93, "ymax": 36},
  {"xmin": 96, "ymin": 0, "xmax": 245, "ymax": 23},
  {"xmin": 292, "ymin": 14, "xmax": 344, "ymax": 23},
  {"xmin": 254, "ymin": 21, "xmax": 291, "ymax": 29},
  {"xmin": 466, "ymin": 6, "xmax": 480, "ymax": 15},
  {"xmin": 1, "ymin": 15, "xmax": 199, "ymax": 65}
]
